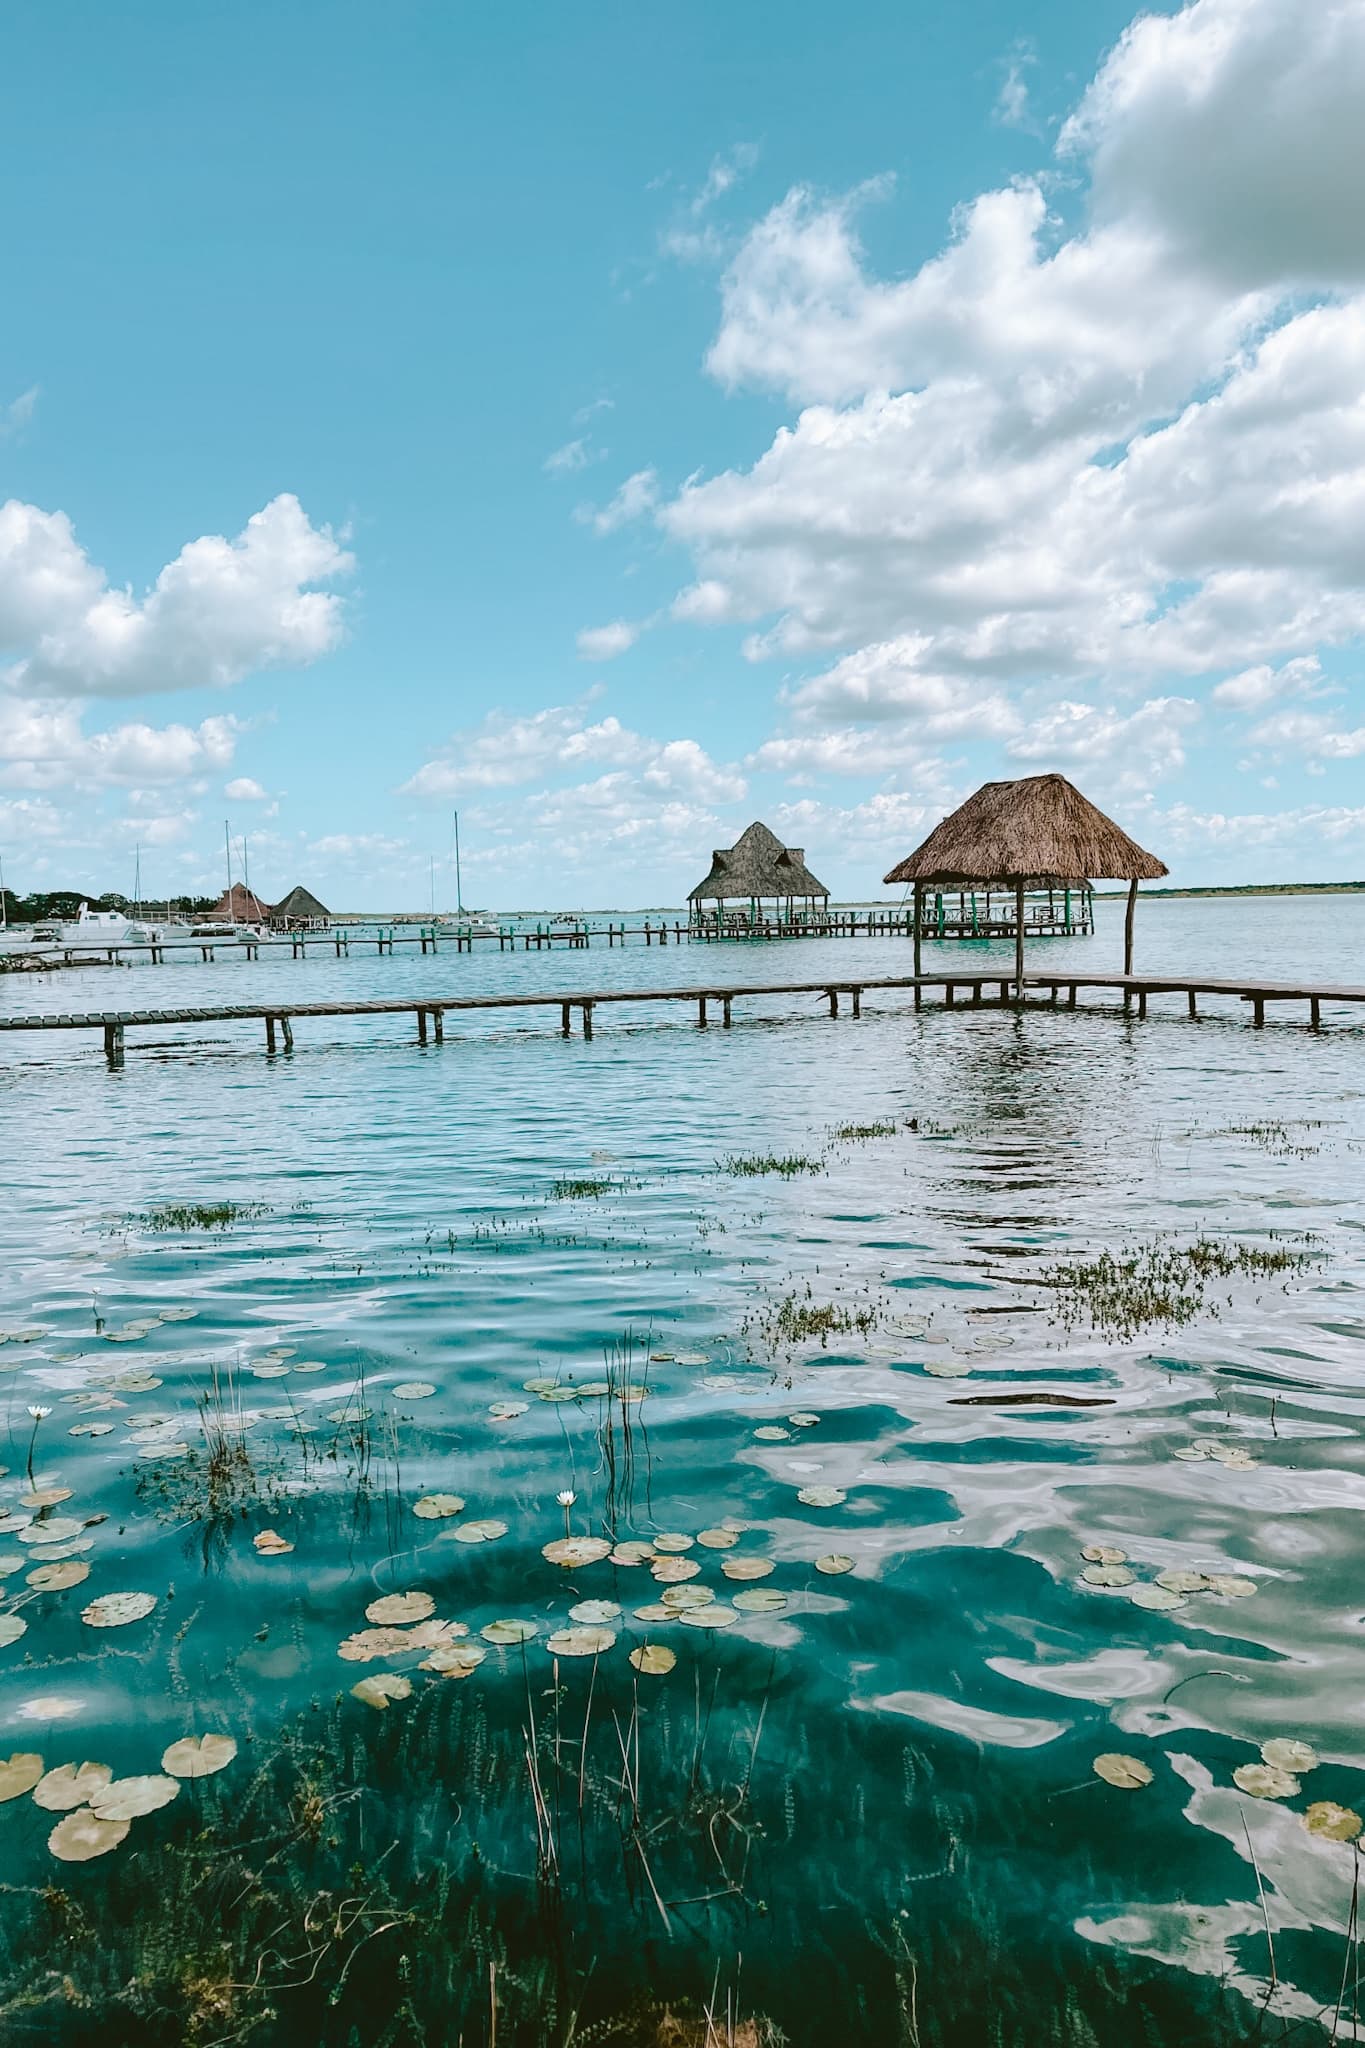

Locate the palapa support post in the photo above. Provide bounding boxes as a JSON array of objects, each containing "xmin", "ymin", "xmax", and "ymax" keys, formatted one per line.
[
  {"xmin": 1014, "ymin": 880, "xmax": 1026, "ymax": 1003},
  {"xmin": 103, "ymin": 1021, "xmax": 124, "ymax": 1068},
  {"xmin": 1123, "ymin": 877, "xmax": 1138, "ymax": 1010},
  {"xmin": 913, "ymin": 882, "xmax": 923, "ymax": 1009}
]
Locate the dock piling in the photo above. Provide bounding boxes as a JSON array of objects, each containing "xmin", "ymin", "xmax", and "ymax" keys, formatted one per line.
[{"xmin": 103, "ymin": 1021, "xmax": 124, "ymax": 1068}]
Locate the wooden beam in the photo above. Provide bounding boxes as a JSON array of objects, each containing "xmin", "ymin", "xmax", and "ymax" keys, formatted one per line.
[{"xmin": 1014, "ymin": 880, "xmax": 1025, "ymax": 1001}]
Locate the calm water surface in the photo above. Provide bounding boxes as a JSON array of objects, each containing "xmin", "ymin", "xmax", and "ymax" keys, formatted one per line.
[{"xmin": 0, "ymin": 898, "xmax": 1363, "ymax": 2043}]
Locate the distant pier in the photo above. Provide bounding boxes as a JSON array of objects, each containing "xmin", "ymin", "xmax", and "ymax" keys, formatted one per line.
[{"xmin": 0, "ymin": 968, "xmax": 1361, "ymax": 1067}]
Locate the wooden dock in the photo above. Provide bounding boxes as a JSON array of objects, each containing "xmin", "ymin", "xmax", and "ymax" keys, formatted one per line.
[{"xmin": 1, "ymin": 970, "xmax": 1362, "ymax": 1066}]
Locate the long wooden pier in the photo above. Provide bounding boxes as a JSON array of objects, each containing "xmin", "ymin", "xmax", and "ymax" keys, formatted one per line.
[{"xmin": 1, "ymin": 969, "xmax": 1362, "ymax": 1066}]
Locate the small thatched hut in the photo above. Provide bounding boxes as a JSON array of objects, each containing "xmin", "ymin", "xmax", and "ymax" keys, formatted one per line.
[
  {"xmin": 269, "ymin": 884, "xmax": 330, "ymax": 930},
  {"xmin": 688, "ymin": 822, "xmax": 830, "ymax": 931},
  {"xmin": 205, "ymin": 881, "xmax": 273, "ymax": 922},
  {"xmin": 883, "ymin": 773, "xmax": 1167, "ymax": 997}
]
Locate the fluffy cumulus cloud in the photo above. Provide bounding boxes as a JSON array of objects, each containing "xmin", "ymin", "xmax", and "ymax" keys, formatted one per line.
[
  {"xmin": 638, "ymin": 0, "xmax": 1365, "ymax": 853},
  {"xmin": 403, "ymin": 697, "xmax": 744, "ymax": 807},
  {"xmin": 575, "ymin": 620, "xmax": 640, "ymax": 661},
  {"xmin": 0, "ymin": 699, "xmax": 242, "ymax": 793},
  {"xmin": 0, "ymin": 492, "xmax": 351, "ymax": 699}
]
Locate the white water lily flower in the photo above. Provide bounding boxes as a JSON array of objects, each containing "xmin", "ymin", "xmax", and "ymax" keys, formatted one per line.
[
  {"xmin": 26, "ymin": 1406, "xmax": 51, "ymax": 1421},
  {"xmin": 556, "ymin": 1490, "xmax": 576, "ymax": 1507}
]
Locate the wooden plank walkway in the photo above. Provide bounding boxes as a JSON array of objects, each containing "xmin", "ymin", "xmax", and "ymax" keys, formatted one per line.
[{"xmin": 0, "ymin": 969, "xmax": 1362, "ymax": 1065}]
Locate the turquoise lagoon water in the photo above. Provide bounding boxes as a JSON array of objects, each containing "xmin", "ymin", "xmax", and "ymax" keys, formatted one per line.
[{"xmin": 0, "ymin": 897, "xmax": 1363, "ymax": 2043}]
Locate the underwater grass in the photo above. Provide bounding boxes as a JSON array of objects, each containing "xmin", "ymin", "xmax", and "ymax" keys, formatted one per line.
[
  {"xmin": 1036, "ymin": 1235, "xmax": 1317, "ymax": 1341},
  {"xmin": 719, "ymin": 1153, "xmax": 826, "ymax": 1179},
  {"xmin": 141, "ymin": 1201, "xmax": 271, "ymax": 1232}
]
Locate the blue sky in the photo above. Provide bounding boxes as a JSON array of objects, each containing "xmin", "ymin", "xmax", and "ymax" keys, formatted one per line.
[{"xmin": 3, "ymin": 0, "xmax": 1365, "ymax": 908}]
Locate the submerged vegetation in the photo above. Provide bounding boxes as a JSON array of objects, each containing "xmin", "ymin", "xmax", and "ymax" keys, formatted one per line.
[
  {"xmin": 1036, "ymin": 1235, "xmax": 1317, "ymax": 1340},
  {"xmin": 719, "ymin": 1152, "xmax": 826, "ymax": 1179},
  {"xmin": 141, "ymin": 1201, "xmax": 271, "ymax": 1233}
]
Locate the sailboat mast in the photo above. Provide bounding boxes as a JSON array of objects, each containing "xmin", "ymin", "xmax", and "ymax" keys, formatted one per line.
[
  {"xmin": 0, "ymin": 849, "xmax": 7, "ymax": 932},
  {"xmin": 454, "ymin": 809, "xmax": 463, "ymax": 915},
  {"xmin": 225, "ymin": 821, "xmax": 234, "ymax": 927},
  {"xmin": 243, "ymin": 836, "xmax": 252, "ymax": 917}
]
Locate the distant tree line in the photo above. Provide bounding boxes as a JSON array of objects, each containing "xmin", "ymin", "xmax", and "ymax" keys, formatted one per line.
[{"xmin": 1, "ymin": 889, "xmax": 219, "ymax": 923}]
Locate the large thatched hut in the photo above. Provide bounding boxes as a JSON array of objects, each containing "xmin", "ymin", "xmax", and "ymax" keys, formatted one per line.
[
  {"xmin": 883, "ymin": 773, "xmax": 1167, "ymax": 997},
  {"xmin": 269, "ymin": 884, "xmax": 330, "ymax": 930},
  {"xmin": 688, "ymin": 821, "xmax": 830, "ymax": 931},
  {"xmin": 204, "ymin": 881, "xmax": 273, "ymax": 922}
]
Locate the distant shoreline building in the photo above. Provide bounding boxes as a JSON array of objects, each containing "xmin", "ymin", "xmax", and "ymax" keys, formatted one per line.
[
  {"xmin": 269, "ymin": 885, "xmax": 331, "ymax": 930},
  {"xmin": 687, "ymin": 821, "xmax": 830, "ymax": 932},
  {"xmin": 204, "ymin": 881, "xmax": 273, "ymax": 922}
]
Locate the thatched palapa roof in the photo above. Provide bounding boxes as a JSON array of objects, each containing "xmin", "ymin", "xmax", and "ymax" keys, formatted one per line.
[
  {"xmin": 688, "ymin": 821, "xmax": 830, "ymax": 903},
  {"xmin": 271, "ymin": 884, "xmax": 330, "ymax": 924},
  {"xmin": 206, "ymin": 881, "xmax": 273, "ymax": 920},
  {"xmin": 883, "ymin": 775, "xmax": 1168, "ymax": 887}
]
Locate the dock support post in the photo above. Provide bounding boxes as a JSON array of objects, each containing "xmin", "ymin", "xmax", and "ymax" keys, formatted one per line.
[
  {"xmin": 581, "ymin": 1002, "xmax": 593, "ymax": 1040},
  {"xmin": 417, "ymin": 1008, "xmax": 428, "ymax": 1045},
  {"xmin": 1123, "ymin": 878, "xmax": 1138, "ymax": 1009},
  {"xmin": 1068, "ymin": 985, "xmax": 1078, "ymax": 1009},
  {"xmin": 1138, "ymin": 990, "xmax": 1147, "ymax": 1020},
  {"xmin": 1188, "ymin": 990, "xmax": 1198, "ymax": 1019},
  {"xmin": 561, "ymin": 1002, "xmax": 571, "ymax": 1037},
  {"xmin": 913, "ymin": 883, "xmax": 923, "ymax": 1010},
  {"xmin": 722, "ymin": 995, "xmax": 732, "ymax": 1027},
  {"xmin": 1252, "ymin": 995, "xmax": 1265, "ymax": 1028},
  {"xmin": 432, "ymin": 1010, "xmax": 443, "ymax": 1043},
  {"xmin": 281, "ymin": 1016, "xmax": 294, "ymax": 1051},
  {"xmin": 971, "ymin": 983, "xmax": 982, "ymax": 1007},
  {"xmin": 944, "ymin": 983, "xmax": 955, "ymax": 1008},
  {"xmin": 828, "ymin": 989, "xmax": 839, "ymax": 1017},
  {"xmin": 266, "ymin": 1015, "xmax": 277, "ymax": 1055},
  {"xmin": 699, "ymin": 996, "xmax": 708, "ymax": 1028},
  {"xmin": 1014, "ymin": 880, "xmax": 1026, "ymax": 1003},
  {"xmin": 103, "ymin": 1022, "xmax": 124, "ymax": 1068},
  {"xmin": 1311, "ymin": 996, "xmax": 1321, "ymax": 1030},
  {"xmin": 999, "ymin": 981, "xmax": 1010, "ymax": 1004}
]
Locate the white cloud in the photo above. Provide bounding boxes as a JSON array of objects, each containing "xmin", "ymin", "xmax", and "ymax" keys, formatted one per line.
[
  {"xmin": 662, "ymin": 144, "xmax": 761, "ymax": 262},
  {"xmin": 544, "ymin": 437, "xmax": 595, "ymax": 475},
  {"xmin": 1, "ymin": 387, "xmax": 38, "ymax": 438},
  {"xmin": 0, "ymin": 700, "xmax": 242, "ymax": 792},
  {"xmin": 1007, "ymin": 696, "xmax": 1200, "ymax": 788},
  {"xmin": 1212, "ymin": 656, "xmax": 1327, "ymax": 711},
  {"xmin": 0, "ymin": 492, "xmax": 351, "ymax": 698},
  {"xmin": 1245, "ymin": 709, "xmax": 1365, "ymax": 760},
  {"xmin": 224, "ymin": 775, "xmax": 268, "ymax": 801},
  {"xmin": 994, "ymin": 44, "xmax": 1038, "ymax": 131},
  {"xmin": 400, "ymin": 700, "xmax": 646, "ymax": 795},
  {"xmin": 782, "ymin": 637, "xmax": 1020, "ymax": 734},
  {"xmin": 582, "ymin": 468, "xmax": 660, "ymax": 535},
  {"xmin": 576, "ymin": 620, "xmax": 640, "ymax": 661}
]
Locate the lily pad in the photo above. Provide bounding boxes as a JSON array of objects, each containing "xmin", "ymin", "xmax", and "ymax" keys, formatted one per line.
[
  {"xmin": 542, "ymin": 1537, "xmax": 611, "ymax": 1567},
  {"xmin": 481, "ymin": 1618, "xmax": 539, "ymax": 1646},
  {"xmin": 1093, "ymin": 1753, "xmax": 1153, "ymax": 1789},
  {"xmin": 1082, "ymin": 1545, "xmax": 1128, "ymax": 1565},
  {"xmin": 90, "ymin": 1775, "xmax": 180, "ymax": 1820},
  {"xmin": 923, "ymin": 1359, "xmax": 971, "ymax": 1378},
  {"xmin": 660, "ymin": 1585, "xmax": 714, "ymax": 1610},
  {"xmin": 545, "ymin": 1626, "xmax": 616, "ymax": 1657},
  {"xmin": 413, "ymin": 1494, "xmax": 465, "ymax": 1520},
  {"xmin": 569, "ymin": 1599, "xmax": 620, "ymax": 1625},
  {"xmin": 253, "ymin": 1529, "xmax": 294, "ymax": 1556},
  {"xmin": 421, "ymin": 1642, "xmax": 486, "ymax": 1677},
  {"xmin": 696, "ymin": 1528, "xmax": 739, "ymax": 1550},
  {"xmin": 678, "ymin": 1605, "xmax": 740, "ymax": 1629},
  {"xmin": 22, "ymin": 1488, "xmax": 73, "ymax": 1510},
  {"xmin": 797, "ymin": 1486, "xmax": 846, "ymax": 1508},
  {"xmin": 1262, "ymin": 1738, "xmax": 1318, "ymax": 1773},
  {"xmin": 1234, "ymin": 1762, "xmax": 1299, "ymax": 1799},
  {"xmin": 26, "ymin": 1561, "xmax": 90, "ymax": 1592},
  {"xmin": 490, "ymin": 1401, "xmax": 529, "ymax": 1420},
  {"xmin": 48, "ymin": 1810, "xmax": 130, "ymax": 1861},
  {"xmin": 0, "ymin": 1753, "xmax": 45, "ymax": 1801},
  {"xmin": 629, "ymin": 1644, "xmax": 676, "ymax": 1675},
  {"xmin": 1155, "ymin": 1569, "xmax": 1211, "ymax": 1593},
  {"xmin": 18, "ymin": 1517, "xmax": 82, "ymax": 1545},
  {"xmin": 1130, "ymin": 1584, "xmax": 1186, "ymax": 1611},
  {"xmin": 365, "ymin": 1591, "xmax": 435, "ymax": 1626},
  {"xmin": 393, "ymin": 1382, "xmax": 436, "ymax": 1400},
  {"xmin": 82, "ymin": 1592, "xmax": 156, "ymax": 1629},
  {"xmin": 633, "ymin": 1603, "xmax": 673, "ymax": 1623},
  {"xmin": 610, "ymin": 1541, "xmax": 656, "ymax": 1566},
  {"xmin": 651, "ymin": 1556, "xmax": 701, "ymax": 1583},
  {"xmin": 1081, "ymin": 1565, "xmax": 1135, "ymax": 1587},
  {"xmin": 788, "ymin": 1412, "xmax": 821, "ymax": 1427},
  {"xmin": 815, "ymin": 1554, "xmax": 855, "ymax": 1576},
  {"xmin": 651, "ymin": 1533, "xmax": 694, "ymax": 1553},
  {"xmin": 33, "ymin": 1761, "xmax": 112, "ymax": 1810},
  {"xmin": 162, "ymin": 1733, "xmax": 238, "ymax": 1778},
  {"xmin": 1305, "ymin": 1800, "xmax": 1362, "ymax": 1843},
  {"xmin": 0, "ymin": 1616, "xmax": 28, "ymax": 1648},
  {"xmin": 754, "ymin": 1426, "xmax": 791, "ymax": 1441},
  {"xmin": 449, "ymin": 1519, "xmax": 507, "ymax": 1544},
  {"xmin": 733, "ymin": 1588, "xmax": 788, "ymax": 1613},
  {"xmin": 721, "ymin": 1556, "xmax": 774, "ymax": 1581},
  {"xmin": 351, "ymin": 1673, "xmax": 413, "ymax": 1710},
  {"xmin": 68, "ymin": 1423, "xmax": 114, "ymax": 1438},
  {"xmin": 1205, "ymin": 1574, "xmax": 1258, "ymax": 1598}
]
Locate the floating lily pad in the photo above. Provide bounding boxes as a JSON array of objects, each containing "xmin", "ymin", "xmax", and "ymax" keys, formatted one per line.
[
  {"xmin": 26, "ymin": 1561, "xmax": 90, "ymax": 1592},
  {"xmin": 33, "ymin": 1761, "xmax": 112, "ymax": 1810},
  {"xmin": 660, "ymin": 1585, "xmax": 714, "ymax": 1610},
  {"xmin": 1205, "ymin": 1574, "xmax": 1258, "ymax": 1598},
  {"xmin": 542, "ymin": 1537, "xmax": 611, "ymax": 1567},
  {"xmin": 1082, "ymin": 1545, "xmax": 1128, "ymax": 1566},
  {"xmin": 732, "ymin": 1588, "xmax": 788, "ymax": 1613},
  {"xmin": 251, "ymin": 1364, "xmax": 292, "ymax": 1379},
  {"xmin": 0, "ymin": 1557, "xmax": 23, "ymax": 1578},
  {"xmin": 18, "ymin": 1518, "xmax": 82, "ymax": 1545},
  {"xmin": 82, "ymin": 1592, "xmax": 156, "ymax": 1629},
  {"xmin": 610, "ymin": 1541, "xmax": 656, "ymax": 1566},
  {"xmin": 815, "ymin": 1554, "xmax": 855, "ymax": 1576},
  {"xmin": 22, "ymin": 1487, "xmax": 73, "ymax": 1510},
  {"xmin": 545, "ymin": 1626, "xmax": 616, "ymax": 1657},
  {"xmin": 923, "ymin": 1360, "xmax": 971, "ymax": 1378},
  {"xmin": 0, "ymin": 1616, "xmax": 28, "ymax": 1648},
  {"xmin": 678, "ymin": 1605, "xmax": 739, "ymax": 1629},
  {"xmin": 293, "ymin": 1361, "xmax": 327, "ymax": 1373},
  {"xmin": 489, "ymin": 1401, "xmax": 529, "ymax": 1420},
  {"xmin": 29, "ymin": 1538, "xmax": 95, "ymax": 1563},
  {"xmin": 365, "ymin": 1591, "xmax": 435, "ymax": 1626},
  {"xmin": 421, "ymin": 1642, "xmax": 486, "ymax": 1677},
  {"xmin": 253, "ymin": 1529, "xmax": 293, "ymax": 1556},
  {"xmin": 1155, "ymin": 1569, "xmax": 1211, "ymax": 1594},
  {"xmin": 0, "ymin": 1753, "xmax": 45, "ymax": 1801},
  {"xmin": 697, "ymin": 1528, "xmax": 738, "ymax": 1550},
  {"xmin": 651, "ymin": 1556, "xmax": 701, "ymax": 1584},
  {"xmin": 721, "ymin": 1556, "xmax": 773, "ymax": 1581},
  {"xmin": 754, "ymin": 1426, "xmax": 791, "ymax": 1441},
  {"xmin": 111, "ymin": 1374, "xmax": 162, "ymax": 1392},
  {"xmin": 160, "ymin": 1307, "xmax": 198, "ymax": 1321},
  {"xmin": 651, "ymin": 1533, "xmax": 694, "ymax": 1554},
  {"xmin": 90, "ymin": 1775, "xmax": 180, "ymax": 1820},
  {"xmin": 450, "ymin": 1520, "xmax": 507, "ymax": 1544},
  {"xmin": 48, "ymin": 1810, "xmax": 130, "ymax": 1861},
  {"xmin": 797, "ymin": 1486, "xmax": 846, "ymax": 1508},
  {"xmin": 1262, "ymin": 1738, "xmax": 1318, "ymax": 1773},
  {"xmin": 0, "ymin": 1513, "xmax": 31, "ymax": 1535},
  {"xmin": 1305, "ymin": 1800, "xmax": 1362, "ymax": 1842},
  {"xmin": 413, "ymin": 1494, "xmax": 465, "ymax": 1520},
  {"xmin": 1173, "ymin": 1447, "xmax": 1209, "ymax": 1461},
  {"xmin": 162, "ymin": 1733, "xmax": 237, "ymax": 1778},
  {"xmin": 68, "ymin": 1423, "xmax": 114, "ymax": 1438},
  {"xmin": 1234, "ymin": 1762, "xmax": 1300, "ymax": 1800},
  {"xmin": 327, "ymin": 1406, "xmax": 372, "ymax": 1425},
  {"xmin": 1130, "ymin": 1584, "xmax": 1186, "ymax": 1611},
  {"xmin": 481, "ymin": 1618, "xmax": 538, "ymax": 1646},
  {"xmin": 630, "ymin": 1644, "xmax": 676, "ymax": 1675},
  {"xmin": 1093, "ymin": 1753, "xmax": 1153, "ymax": 1789},
  {"xmin": 1082, "ymin": 1565, "xmax": 1135, "ymax": 1587},
  {"xmin": 788, "ymin": 1412, "xmax": 820, "ymax": 1427},
  {"xmin": 569, "ymin": 1599, "xmax": 621, "ymax": 1625},
  {"xmin": 351, "ymin": 1673, "xmax": 413, "ymax": 1710},
  {"xmin": 393, "ymin": 1382, "xmax": 436, "ymax": 1400},
  {"xmin": 339, "ymin": 1620, "xmax": 459, "ymax": 1662},
  {"xmin": 633, "ymin": 1603, "xmax": 673, "ymax": 1623}
]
